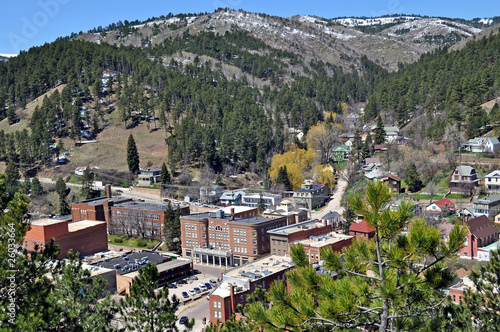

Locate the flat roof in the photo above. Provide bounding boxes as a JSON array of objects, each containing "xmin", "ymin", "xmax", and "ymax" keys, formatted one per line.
[
  {"xmin": 82, "ymin": 263, "xmax": 115, "ymax": 276},
  {"xmin": 125, "ymin": 258, "xmax": 192, "ymax": 278},
  {"xmin": 80, "ymin": 196, "xmax": 130, "ymax": 206},
  {"xmin": 91, "ymin": 251, "xmax": 168, "ymax": 275},
  {"xmin": 268, "ymin": 219, "xmax": 324, "ymax": 236},
  {"xmin": 212, "ymin": 255, "xmax": 294, "ymax": 297},
  {"xmin": 293, "ymin": 232, "xmax": 353, "ymax": 248},
  {"xmin": 183, "ymin": 213, "xmax": 276, "ymax": 225},
  {"xmin": 30, "ymin": 218, "xmax": 66, "ymax": 226},
  {"xmin": 481, "ymin": 239, "xmax": 500, "ymax": 251},
  {"xmin": 68, "ymin": 220, "xmax": 106, "ymax": 232},
  {"xmin": 214, "ymin": 206, "xmax": 255, "ymax": 214}
]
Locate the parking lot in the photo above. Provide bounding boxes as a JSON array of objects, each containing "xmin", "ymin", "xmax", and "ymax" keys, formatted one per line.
[{"xmin": 170, "ymin": 266, "xmax": 224, "ymax": 331}]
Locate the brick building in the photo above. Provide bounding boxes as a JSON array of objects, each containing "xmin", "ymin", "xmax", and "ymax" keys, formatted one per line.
[
  {"xmin": 268, "ymin": 219, "xmax": 353, "ymax": 262},
  {"xmin": 180, "ymin": 206, "xmax": 288, "ymax": 267},
  {"xmin": 349, "ymin": 220, "xmax": 376, "ymax": 240},
  {"xmin": 24, "ymin": 217, "xmax": 107, "ymax": 259},
  {"xmin": 209, "ymin": 255, "xmax": 294, "ymax": 323},
  {"xmin": 459, "ymin": 215, "xmax": 500, "ymax": 260},
  {"xmin": 72, "ymin": 196, "xmax": 189, "ymax": 238}
]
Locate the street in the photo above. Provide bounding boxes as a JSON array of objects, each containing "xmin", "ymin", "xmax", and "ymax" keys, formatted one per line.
[{"xmin": 311, "ymin": 174, "xmax": 348, "ymax": 219}]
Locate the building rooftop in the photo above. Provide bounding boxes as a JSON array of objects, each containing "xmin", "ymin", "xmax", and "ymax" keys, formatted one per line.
[
  {"xmin": 30, "ymin": 218, "xmax": 68, "ymax": 226},
  {"xmin": 473, "ymin": 194, "xmax": 500, "ymax": 205},
  {"xmin": 68, "ymin": 220, "xmax": 106, "ymax": 232},
  {"xmin": 350, "ymin": 220, "xmax": 375, "ymax": 233},
  {"xmin": 89, "ymin": 251, "xmax": 168, "ymax": 275},
  {"xmin": 214, "ymin": 206, "xmax": 255, "ymax": 214},
  {"xmin": 212, "ymin": 255, "xmax": 294, "ymax": 298},
  {"xmin": 79, "ymin": 196, "xmax": 131, "ymax": 206},
  {"xmin": 485, "ymin": 170, "xmax": 500, "ymax": 178},
  {"xmin": 125, "ymin": 258, "xmax": 192, "ymax": 279},
  {"xmin": 82, "ymin": 263, "xmax": 115, "ymax": 277},
  {"xmin": 268, "ymin": 219, "xmax": 325, "ymax": 236},
  {"xmin": 114, "ymin": 200, "xmax": 182, "ymax": 212},
  {"xmin": 293, "ymin": 232, "xmax": 353, "ymax": 248},
  {"xmin": 183, "ymin": 212, "xmax": 275, "ymax": 225}
]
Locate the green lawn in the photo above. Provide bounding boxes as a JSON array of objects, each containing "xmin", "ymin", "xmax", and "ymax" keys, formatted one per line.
[
  {"xmin": 413, "ymin": 194, "xmax": 443, "ymax": 201},
  {"xmin": 447, "ymin": 193, "xmax": 471, "ymax": 199},
  {"xmin": 108, "ymin": 235, "xmax": 161, "ymax": 249}
]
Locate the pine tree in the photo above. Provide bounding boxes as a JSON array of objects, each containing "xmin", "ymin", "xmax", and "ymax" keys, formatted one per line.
[
  {"xmin": 55, "ymin": 176, "xmax": 67, "ymax": 199},
  {"xmin": 80, "ymin": 167, "xmax": 94, "ymax": 199},
  {"xmin": 159, "ymin": 162, "xmax": 170, "ymax": 185},
  {"xmin": 405, "ymin": 163, "xmax": 423, "ymax": 193},
  {"xmin": 127, "ymin": 134, "xmax": 140, "ymax": 175},
  {"xmin": 58, "ymin": 195, "xmax": 71, "ymax": 215},
  {"xmin": 31, "ymin": 177, "xmax": 43, "ymax": 196},
  {"xmin": 4, "ymin": 160, "xmax": 20, "ymax": 194},
  {"xmin": 363, "ymin": 131, "xmax": 374, "ymax": 159},
  {"xmin": 276, "ymin": 166, "xmax": 292, "ymax": 191},
  {"xmin": 351, "ymin": 128, "xmax": 363, "ymax": 163},
  {"xmin": 246, "ymin": 181, "xmax": 468, "ymax": 332},
  {"xmin": 258, "ymin": 192, "xmax": 266, "ymax": 215},
  {"xmin": 373, "ymin": 114, "xmax": 386, "ymax": 145}
]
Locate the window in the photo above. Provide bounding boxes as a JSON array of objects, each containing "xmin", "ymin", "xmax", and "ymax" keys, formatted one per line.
[
  {"xmin": 202, "ymin": 225, "xmax": 206, "ymax": 230},
  {"xmin": 202, "ymin": 233, "xmax": 206, "ymax": 238},
  {"xmin": 253, "ymin": 239, "xmax": 257, "ymax": 245},
  {"xmin": 213, "ymin": 301, "xmax": 217, "ymax": 308},
  {"xmin": 218, "ymin": 301, "xmax": 221, "ymax": 308},
  {"xmin": 253, "ymin": 248, "xmax": 257, "ymax": 255},
  {"xmin": 253, "ymin": 231, "xmax": 257, "ymax": 237},
  {"xmin": 216, "ymin": 226, "xmax": 222, "ymax": 231}
]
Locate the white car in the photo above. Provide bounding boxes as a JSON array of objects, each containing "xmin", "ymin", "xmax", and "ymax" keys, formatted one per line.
[{"xmin": 188, "ymin": 289, "xmax": 196, "ymax": 296}]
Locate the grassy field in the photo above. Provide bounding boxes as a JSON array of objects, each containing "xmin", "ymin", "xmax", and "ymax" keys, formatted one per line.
[
  {"xmin": 108, "ymin": 235, "xmax": 162, "ymax": 249},
  {"xmin": 447, "ymin": 193, "xmax": 471, "ymax": 199},
  {"xmin": 412, "ymin": 194, "xmax": 443, "ymax": 201}
]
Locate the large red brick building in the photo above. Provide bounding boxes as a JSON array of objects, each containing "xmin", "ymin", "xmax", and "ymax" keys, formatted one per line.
[
  {"xmin": 180, "ymin": 206, "xmax": 288, "ymax": 267},
  {"xmin": 459, "ymin": 215, "xmax": 499, "ymax": 260},
  {"xmin": 349, "ymin": 220, "xmax": 376, "ymax": 240},
  {"xmin": 209, "ymin": 255, "xmax": 294, "ymax": 323},
  {"xmin": 24, "ymin": 217, "xmax": 107, "ymax": 259},
  {"xmin": 268, "ymin": 219, "xmax": 353, "ymax": 262},
  {"xmin": 72, "ymin": 196, "xmax": 189, "ymax": 238}
]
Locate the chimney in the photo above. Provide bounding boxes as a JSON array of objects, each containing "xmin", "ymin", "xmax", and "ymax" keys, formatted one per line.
[
  {"xmin": 230, "ymin": 284, "xmax": 236, "ymax": 315},
  {"xmin": 231, "ymin": 207, "xmax": 235, "ymax": 220},
  {"xmin": 106, "ymin": 184, "xmax": 112, "ymax": 198}
]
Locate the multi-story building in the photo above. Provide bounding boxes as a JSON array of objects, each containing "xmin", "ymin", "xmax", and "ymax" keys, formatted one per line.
[
  {"xmin": 72, "ymin": 193, "xmax": 189, "ymax": 238},
  {"xmin": 138, "ymin": 167, "xmax": 162, "ymax": 186},
  {"xmin": 473, "ymin": 194, "xmax": 500, "ymax": 220},
  {"xmin": 268, "ymin": 219, "xmax": 353, "ymax": 263},
  {"xmin": 209, "ymin": 255, "xmax": 294, "ymax": 323},
  {"xmin": 293, "ymin": 180, "xmax": 330, "ymax": 210},
  {"xmin": 24, "ymin": 217, "xmax": 108, "ymax": 259},
  {"xmin": 349, "ymin": 220, "xmax": 375, "ymax": 240},
  {"xmin": 484, "ymin": 169, "xmax": 500, "ymax": 192},
  {"xmin": 180, "ymin": 207, "xmax": 287, "ymax": 267},
  {"xmin": 241, "ymin": 192, "xmax": 282, "ymax": 208},
  {"xmin": 459, "ymin": 215, "xmax": 500, "ymax": 260},
  {"xmin": 450, "ymin": 165, "xmax": 480, "ymax": 193}
]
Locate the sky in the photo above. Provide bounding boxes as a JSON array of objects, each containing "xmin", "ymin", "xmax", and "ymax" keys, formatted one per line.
[{"xmin": 1, "ymin": 0, "xmax": 499, "ymax": 55}]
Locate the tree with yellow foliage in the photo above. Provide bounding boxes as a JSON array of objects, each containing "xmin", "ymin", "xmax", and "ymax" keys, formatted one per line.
[
  {"xmin": 269, "ymin": 148, "xmax": 317, "ymax": 190},
  {"xmin": 306, "ymin": 121, "xmax": 342, "ymax": 164},
  {"xmin": 313, "ymin": 164, "xmax": 336, "ymax": 190}
]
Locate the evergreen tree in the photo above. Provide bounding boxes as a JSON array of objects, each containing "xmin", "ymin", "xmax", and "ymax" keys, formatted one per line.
[
  {"xmin": 58, "ymin": 195, "xmax": 71, "ymax": 215},
  {"xmin": 164, "ymin": 203, "xmax": 182, "ymax": 253},
  {"xmin": 258, "ymin": 192, "xmax": 266, "ymax": 215},
  {"xmin": 80, "ymin": 167, "xmax": 94, "ymax": 199},
  {"xmin": 373, "ymin": 114, "xmax": 386, "ymax": 145},
  {"xmin": 246, "ymin": 181, "xmax": 467, "ymax": 332},
  {"xmin": 127, "ymin": 134, "xmax": 140, "ymax": 175},
  {"xmin": 4, "ymin": 160, "xmax": 20, "ymax": 194},
  {"xmin": 351, "ymin": 128, "xmax": 363, "ymax": 163},
  {"xmin": 55, "ymin": 176, "xmax": 67, "ymax": 199},
  {"xmin": 405, "ymin": 163, "xmax": 423, "ymax": 193},
  {"xmin": 159, "ymin": 162, "xmax": 171, "ymax": 185},
  {"xmin": 363, "ymin": 131, "xmax": 374, "ymax": 159},
  {"xmin": 119, "ymin": 263, "xmax": 182, "ymax": 332},
  {"xmin": 31, "ymin": 177, "xmax": 43, "ymax": 196},
  {"xmin": 276, "ymin": 166, "xmax": 292, "ymax": 191}
]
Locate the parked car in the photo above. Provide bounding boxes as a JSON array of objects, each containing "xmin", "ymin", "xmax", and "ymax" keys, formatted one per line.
[
  {"xmin": 179, "ymin": 316, "xmax": 188, "ymax": 325},
  {"xmin": 210, "ymin": 279, "xmax": 218, "ymax": 286},
  {"xmin": 188, "ymin": 289, "xmax": 195, "ymax": 295},
  {"xmin": 199, "ymin": 284, "xmax": 207, "ymax": 292},
  {"xmin": 205, "ymin": 283, "xmax": 212, "ymax": 289},
  {"xmin": 193, "ymin": 269, "xmax": 201, "ymax": 274},
  {"xmin": 182, "ymin": 291, "xmax": 189, "ymax": 298},
  {"xmin": 176, "ymin": 279, "xmax": 187, "ymax": 285},
  {"xmin": 168, "ymin": 283, "xmax": 177, "ymax": 289},
  {"xmin": 194, "ymin": 287, "xmax": 201, "ymax": 294},
  {"xmin": 116, "ymin": 189, "xmax": 123, "ymax": 193}
]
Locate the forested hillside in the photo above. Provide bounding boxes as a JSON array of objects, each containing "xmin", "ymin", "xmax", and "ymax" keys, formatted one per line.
[
  {"xmin": 0, "ymin": 36, "xmax": 383, "ymax": 173},
  {"xmin": 365, "ymin": 30, "xmax": 500, "ymax": 139}
]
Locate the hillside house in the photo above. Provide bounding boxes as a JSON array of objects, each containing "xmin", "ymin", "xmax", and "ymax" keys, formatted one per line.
[
  {"xmin": 374, "ymin": 144, "xmax": 387, "ymax": 154},
  {"xmin": 200, "ymin": 185, "xmax": 223, "ymax": 204},
  {"xmin": 293, "ymin": 180, "xmax": 329, "ymax": 210},
  {"xmin": 484, "ymin": 169, "xmax": 500, "ymax": 192},
  {"xmin": 219, "ymin": 191, "xmax": 244, "ymax": 205},
  {"xmin": 349, "ymin": 220, "xmax": 375, "ymax": 240},
  {"xmin": 450, "ymin": 165, "xmax": 480, "ymax": 193},
  {"xmin": 472, "ymin": 194, "xmax": 500, "ymax": 220},
  {"xmin": 382, "ymin": 174, "xmax": 402, "ymax": 193},
  {"xmin": 466, "ymin": 136, "xmax": 500, "ymax": 153},
  {"xmin": 332, "ymin": 146, "xmax": 350, "ymax": 161},
  {"xmin": 138, "ymin": 167, "xmax": 161, "ymax": 186},
  {"xmin": 424, "ymin": 198, "xmax": 456, "ymax": 218}
]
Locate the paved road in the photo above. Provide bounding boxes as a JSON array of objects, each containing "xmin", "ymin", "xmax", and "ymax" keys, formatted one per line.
[{"xmin": 311, "ymin": 174, "xmax": 348, "ymax": 219}]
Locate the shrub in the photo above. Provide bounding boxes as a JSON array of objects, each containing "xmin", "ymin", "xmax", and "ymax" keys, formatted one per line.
[
  {"xmin": 114, "ymin": 237, "xmax": 123, "ymax": 244},
  {"xmin": 137, "ymin": 240, "xmax": 147, "ymax": 247},
  {"xmin": 147, "ymin": 244, "xmax": 155, "ymax": 249}
]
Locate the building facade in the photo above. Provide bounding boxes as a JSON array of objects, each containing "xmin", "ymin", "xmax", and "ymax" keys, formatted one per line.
[
  {"xmin": 485, "ymin": 170, "xmax": 500, "ymax": 192},
  {"xmin": 241, "ymin": 192, "xmax": 281, "ymax": 208},
  {"xmin": 450, "ymin": 165, "xmax": 480, "ymax": 193},
  {"xmin": 24, "ymin": 217, "xmax": 108, "ymax": 259},
  {"xmin": 293, "ymin": 180, "xmax": 329, "ymax": 210},
  {"xmin": 459, "ymin": 215, "xmax": 500, "ymax": 260},
  {"xmin": 472, "ymin": 194, "xmax": 500, "ymax": 220},
  {"xmin": 180, "ymin": 207, "xmax": 287, "ymax": 267},
  {"xmin": 138, "ymin": 167, "xmax": 162, "ymax": 186}
]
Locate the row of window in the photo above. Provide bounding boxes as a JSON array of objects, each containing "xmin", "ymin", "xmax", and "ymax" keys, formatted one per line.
[
  {"xmin": 233, "ymin": 229, "xmax": 247, "ymax": 236},
  {"xmin": 234, "ymin": 237, "xmax": 247, "ymax": 244},
  {"xmin": 234, "ymin": 246, "xmax": 247, "ymax": 253},
  {"xmin": 186, "ymin": 240, "xmax": 199, "ymax": 246},
  {"xmin": 185, "ymin": 224, "xmax": 198, "ymax": 230}
]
